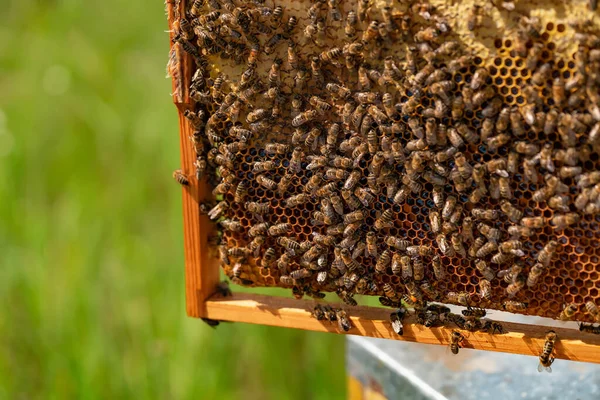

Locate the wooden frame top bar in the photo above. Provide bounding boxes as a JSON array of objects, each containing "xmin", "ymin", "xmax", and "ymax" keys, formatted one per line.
[{"xmin": 206, "ymin": 292, "xmax": 600, "ymax": 364}]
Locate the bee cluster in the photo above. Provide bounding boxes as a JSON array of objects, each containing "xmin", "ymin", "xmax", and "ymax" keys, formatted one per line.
[{"xmin": 169, "ymin": 0, "xmax": 600, "ymax": 323}]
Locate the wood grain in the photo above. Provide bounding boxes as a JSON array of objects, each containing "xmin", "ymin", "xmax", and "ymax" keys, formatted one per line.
[
  {"xmin": 206, "ymin": 292, "xmax": 600, "ymax": 364},
  {"xmin": 168, "ymin": 0, "xmax": 219, "ymax": 318}
]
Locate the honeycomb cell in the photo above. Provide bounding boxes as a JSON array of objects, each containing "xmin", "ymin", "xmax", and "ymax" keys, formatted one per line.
[{"xmin": 557, "ymin": 23, "xmax": 566, "ymax": 32}]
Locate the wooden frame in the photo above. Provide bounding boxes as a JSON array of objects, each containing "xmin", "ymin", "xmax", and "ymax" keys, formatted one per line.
[{"xmin": 166, "ymin": 1, "xmax": 600, "ymax": 365}]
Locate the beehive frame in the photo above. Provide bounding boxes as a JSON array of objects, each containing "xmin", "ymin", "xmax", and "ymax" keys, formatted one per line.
[{"xmin": 167, "ymin": 0, "xmax": 600, "ymax": 364}]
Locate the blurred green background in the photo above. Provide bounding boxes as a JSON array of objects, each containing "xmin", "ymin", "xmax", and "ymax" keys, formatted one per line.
[{"xmin": 0, "ymin": 1, "xmax": 345, "ymax": 398}]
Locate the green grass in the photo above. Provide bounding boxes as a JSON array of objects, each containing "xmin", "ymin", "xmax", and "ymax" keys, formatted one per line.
[{"xmin": 0, "ymin": 1, "xmax": 345, "ymax": 398}]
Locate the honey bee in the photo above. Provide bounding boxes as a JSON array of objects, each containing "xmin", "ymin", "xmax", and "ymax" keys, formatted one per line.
[
  {"xmin": 429, "ymin": 211, "xmax": 442, "ymax": 234},
  {"xmin": 491, "ymin": 249, "xmax": 516, "ymax": 264},
  {"xmin": 503, "ymin": 300, "xmax": 528, "ymax": 313},
  {"xmin": 468, "ymin": 236, "xmax": 485, "ymax": 258},
  {"xmin": 451, "ymin": 233, "xmax": 467, "ymax": 258},
  {"xmin": 290, "ymin": 267, "xmax": 312, "ymax": 280},
  {"xmin": 278, "ymin": 237, "xmax": 301, "ymax": 254},
  {"xmin": 249, "ymin": 236, "xmax": 265, "ymax": 257},
  {"xmin": 208, "ymin": 201, "xmax": 228, "ymax": 220},
  {"xmin": 173, "ymin": 169, "xmax": 189, "ymax": 186},
  {"xmin": 521, "ymin": 216, "xmax": 544, "ymax": 229},
  {"xmin": 220, "ymin": 218, "xmax": 243, "ymax": 233},
  {"xmin": 546, "ymin": 195, "xmax": 569, "ymax": 213},
  {"xmin": 410, "ymin": 256, "xmax": 424, "ymax": 281},
  {"xmin": 558, "ymin": 303, "xmax": 578, "ymax": 321},
  {"xmin": 284, "ymin": 193, "xmax": 308, "ymax": 208},
  {"xmin": 538, "ymin": 331, "xmax": 557, "ymax": 373},
  {"xmin": 537, "ymin": 240, "xmax": 558, "ymax": 266},
  {"xmin": 390, "ymin": 308, "xmax": 407, "ymax": 335},
  {"xmin": 477, "ymin": 240, "xmax": 499, "ymax": 258},
  {"xmin": 531, "ymin": 63, "xmax": 552, "ymax": 87},
  {"xmin": 194, "ymin": 156, "xmax": 208, "ymax": 180},
  {"xmin": 268, "ymin": 223, "xmax": 291, "ymax": 237},
  {"xmin": 579, "ymin": 323, "xmax": 600, "ymax": 334},
  {"xmin": 471, "ymin": 208, "xmax": 499, "ymax": 221},
  {"xmin": 374, "ymin": 209, "xmax": 394, "ymax": 230},
  {"xmin": 586, "ymin": 301, "xmax": 600, "ymax": 322},
  {"xmin": 265, "ymin": 143, "xmax": 289, "ymax": 156},
  {"xmin": 375, "ymin": 250, "xmax": 392, "ymax": 273},
  {"xmin": 470, "ymin": 67, "xmax": 489, "ymax": 90},
  {"xmin": 325, "ymin": 168, "xmax": 350, "ymax": 181},
  {"xmin": 336, "ymin": 309, "xmax": 352, "ymax": 332},
  {"xmin": 450, "ymin": 331, "xmax": 466, "ymax": 355},
  {"xmin": 474, "ymin": 259, "xmax": 495, "ymax": 281},
  {"xmin": 396, "ymin": 255, "xmax": 411, "ymax": 280},
  {"xmin": 506, "ymin": 275, "xmax": 526, "ymax": 298},
  {"xmin": 526, "ymin": 262, "xmax": 545, "ymax": 287},
  {"xmin": 340, "ymin": 248, "xmax": 361, "ymax": 272},
  {"xmin": 463, "ymin": 306, "xmax": 487, "ymax": 319},
  {"xmin": 344, "ymin": 210, "xmax": 365, "ymax": 225},
  {"xmin": 437, "ymin": 234, "xmax": 455, "ymax": 257},
  {"xmin": 254, "ymin": 174, "xmax": 276, "ymax": 191},
  {"xmin": 414, "ymin": 26, "xmax": 439, "ymax": 43}
]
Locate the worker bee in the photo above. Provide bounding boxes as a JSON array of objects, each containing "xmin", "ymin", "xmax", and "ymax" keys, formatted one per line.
[
  {"xmin": 468, "ymin": 236, "xmax": 485, "ymax": 258},
  {"xmin": 531, "ymin": 63, "xmax": 551, "ymax": 87},
  {"xmin": 470, "ymin": 67, "xmax": 490, "ymax": 91},
  {"xmin": 265, "ymin": 143, "xmax": 289, "ymax": 156},
  {"xmin": 472, "ymin": 208, "xmax": 499, "ymax": 221},
  {"xmin": 278, "ymin": 236, "xmax": 301, "ymax": 254},
  {"xmin": 506, "ymin": 275, "xmax": 526, "ymax": 298},
  {"xmin": 475, "ymin": 259, "xmax": 495, "ymax": 281},
  {"xmin": 477, "ymin": 240, "xmax": 499, "ymax": 259},
  {"xmin": 375, "ymin": 250, "xmax": 392, "ymax": 274},
  {"xmin": 450, "ymin": 233, "xmax": 466, "ymax": 258},
  {"xmin": 538, "ymin": 331, "xmax": 557, "ymax": 373},
  {"xmin": 390, "ymin": 308, "xmax": 407, "ymax": 335},
  {"xmin": 500, "ymin": 200, "xmax": 523, "ymax": 223},
  {"xmin": 449, "ymin": 331, "xmax": 466, "ymax": 355},
  {"xmin": 429, "ymin": 211, "xmax": 442, "ymax": 234},
  {"xmin": 289, "ymin": 267, "xmax": 312, "ymax": 280},
  {"xmin": 526, "ymin": 263, "xmax": 545, "ymax": 287},
  {"xmin": 503, "ymin": 300, "xmax": 527, "ymax": 312},
  {"xmin": 247, "ymin": 236, "xmax": 265, "ymax": 258},
  {"xmin": 537, "ymin": 241, "xmax": 558, "ymax": 266},
  {"xmin": 374, "ymin": 209, "xmax": 394, "ymax": 230},
  {"xmin": 558, "ymin": 303, "xmax": 579, "ymax": 321},
  {"xmin": 220, "ymin": 218, "xmax": 243, "ymax": 233},
  {"xmin": 551, "ymin": 212, "xmax": 580, "ymax": 230},
  {"xmin": 491, "ymin": 251, "xmax": 515, "ymax": 265},
  {"xmin": 207, "ymin": 201, "xmax": 228, "ymax": 221},
  {"xmin": 521, "ymin": 216, "xmax": 544, "ymax": 229},
  {"xmin": 335, "ymin": 309, "xmax": 352, "ymax": 332},
  {"xmin": 340, "ymin": 248, "xmax": 362, "ymax": 272},
  {"xmin": 292, "ymin": 110, "xmax": 318, "ymax": 127},
  {"xmin": 508, "ymin": 225, "xmax": 534, "ymax": 238},
  {"xmin": 268, "ymin": 223, "xmax": 291, "ymax": 237},
  {"xmin": 579, "ymin": 323, "xmax": 600, "ymax": 334},
  {"xmin": 479, "ymin": 279, "xmax": 492, "ymax": 301},
  {"xmin": 478, "ymin": 223, "xmax": 501, "ymax": 242},
  {"xmin": 255, "ymin": 175, "xmax": 276, "ymax": 191},
  {"xmin": 173, "ymin": 169, "xmax": 189, "ymax": 186},
  {"xmin": 462, "ymin": 306, "xmax": 487, "ymax": 319},
  {"xmin": 441, "ymin": 196, "xmax": 456, "ymax": 221},
  {"xmin": 586, "ymin": 301, "xmax": 600, "ymax": 322},
  {"xmin": 436, "ymin": 234, "xmax": 455, "ymax": 257},
  {"xmin": 325, "ymin": 168, "xmax": 350, "ymax": 181}
]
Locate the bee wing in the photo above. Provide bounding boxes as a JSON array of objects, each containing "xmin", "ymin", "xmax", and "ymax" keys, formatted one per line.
[
  {"xmin": 390, "ymin": 312, "xmax": 403, "ymax": 335},
  {"xmin": 537, "ymin": 362, "xmax": 545, "ymax": 373}
]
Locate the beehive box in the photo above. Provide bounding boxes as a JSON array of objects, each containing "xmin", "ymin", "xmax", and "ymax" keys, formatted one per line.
[{"xmin": 167, "ymin": 0, "xmax": 600, "ymax": 363}]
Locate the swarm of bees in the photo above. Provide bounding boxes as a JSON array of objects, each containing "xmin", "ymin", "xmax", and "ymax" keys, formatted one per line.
[{"xmin": 168, "ymin": 0, "xmax": 600, "ymax": 328}]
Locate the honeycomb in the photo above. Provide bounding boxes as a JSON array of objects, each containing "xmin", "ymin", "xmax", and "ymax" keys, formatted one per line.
[{"xmin": 169, "ymin": 0, "xmax": 600, "ymax": 322}]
